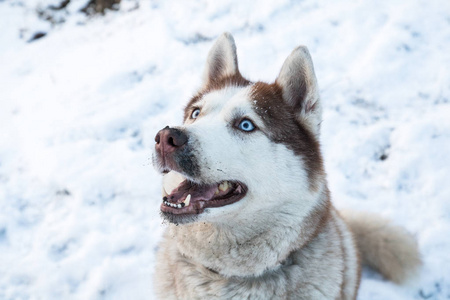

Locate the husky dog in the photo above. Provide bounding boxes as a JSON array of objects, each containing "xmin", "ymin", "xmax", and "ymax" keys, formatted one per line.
[{"xmin": 152, "ymin": 33, "xmax": 421, "ymax": 299}]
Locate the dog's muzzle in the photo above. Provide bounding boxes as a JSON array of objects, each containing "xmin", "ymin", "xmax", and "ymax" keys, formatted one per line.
[
  {"xmin": 154, "ymin": 126, "xmax": 200, "ymax": 177},
  {"xmin": 154, "ymin": 126, "xmax": 248, "ymax": 224}
]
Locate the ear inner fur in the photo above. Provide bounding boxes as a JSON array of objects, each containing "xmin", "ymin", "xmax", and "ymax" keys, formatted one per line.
[
  {"xmin": 202, "ymin": 32, "xmax": 241, "ymax": 89},
  {"xmin": 275, "ymin": 46, "xmax": 322, "ymax": 137}
]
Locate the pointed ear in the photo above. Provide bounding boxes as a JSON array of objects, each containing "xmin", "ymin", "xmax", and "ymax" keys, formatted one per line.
[
  {"xmin": 202, "ymin": 32, "xmax": 239, "ymax": 87},
  {"xmin": 275, "ymin": 46, "xmax": 322, "ymax": 137}
]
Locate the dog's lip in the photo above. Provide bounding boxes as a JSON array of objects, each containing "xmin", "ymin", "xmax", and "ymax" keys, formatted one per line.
[{"xmin": 160, "ymin": 180, "xmax": 247, "ymax": 215}]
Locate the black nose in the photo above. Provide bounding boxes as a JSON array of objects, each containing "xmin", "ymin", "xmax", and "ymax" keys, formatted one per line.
[{"xmin": 155, "ymin": 126, "xmax": 188, "ymax": 155}]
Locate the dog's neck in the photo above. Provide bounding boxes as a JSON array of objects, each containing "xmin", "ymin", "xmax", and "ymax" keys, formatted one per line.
[{"xmin": 170, "ymin": 190, "xmax": 331, "ymax": 277}]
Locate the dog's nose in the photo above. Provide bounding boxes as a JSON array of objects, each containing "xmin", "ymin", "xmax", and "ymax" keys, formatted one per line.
[{"xmin": 155, "ymin": 126, "xmax": 188, "ymax": 154}]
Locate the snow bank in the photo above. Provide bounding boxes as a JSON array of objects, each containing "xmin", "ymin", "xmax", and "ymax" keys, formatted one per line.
[{"xmin": 1, "ymin": 0, "xmax": 449, "ymax": 299}]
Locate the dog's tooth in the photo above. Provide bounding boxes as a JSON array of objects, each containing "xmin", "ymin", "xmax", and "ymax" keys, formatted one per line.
[
  {"xmin": 219, "ymin": 181, "xmax": 229, "ymax": 192},
  {"xmin": 185, "ymin": 194, "xmax": 191, "ymax": 206},
  {"xmin": 177, "ymin": 204, "xmax": 181, "ymax": 208},
  {"xmin": 214, "ymin": 188, "xmax": 220, "ymax": 195}
]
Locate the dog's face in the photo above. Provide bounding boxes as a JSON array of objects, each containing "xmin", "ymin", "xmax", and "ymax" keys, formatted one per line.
[{"xmin": 153, "ymin": 33, "xmax": 325, "ymax": 225}]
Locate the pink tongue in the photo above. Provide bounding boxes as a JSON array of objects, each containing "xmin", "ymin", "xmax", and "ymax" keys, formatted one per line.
[{"xmin": 166, "ymin": 181, "xmax": 218, "ymax": 204}]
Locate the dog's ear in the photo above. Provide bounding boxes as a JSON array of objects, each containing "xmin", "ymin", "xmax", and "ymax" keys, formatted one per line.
[
  {"xmin": 275, "ymin": 46, "xmax": 322, "ymax": 137},
  {"xmin": 202, "ymin": 32, "xmax": 239, "ymax": 87}
]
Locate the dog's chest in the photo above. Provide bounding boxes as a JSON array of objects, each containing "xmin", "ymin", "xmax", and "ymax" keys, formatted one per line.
[
  {"xmin": 170, "ymin": 257, "xmax": 294, "ymax": 300},
  {"xmin": 154, "ymin": 214, "xmax": 358, "ymax": 300}
]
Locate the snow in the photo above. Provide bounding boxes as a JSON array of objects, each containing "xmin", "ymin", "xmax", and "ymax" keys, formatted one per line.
[{"xmin": 1, "ymin": 0, "xmax": 449, "ymax": 299}]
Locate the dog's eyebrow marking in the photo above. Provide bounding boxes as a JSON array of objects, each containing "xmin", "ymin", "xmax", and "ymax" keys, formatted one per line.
[
  {"xmin": 184, "ymin": 74, "xmax": 252, "ymax": 121},
  {"xmin": 184, "ymin": 95, "xmax": 203, "ymax": 122},
  {"xmin": 229, "ymin": 108, "xmax": 246, "ymax": 122},
  {"xmin": 228, "ymin": 106, "xmax": 262, "ymax": 128}
]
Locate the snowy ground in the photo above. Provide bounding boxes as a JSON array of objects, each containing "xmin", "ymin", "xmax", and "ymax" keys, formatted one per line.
[{"xmin": 1, "ymin": 0, "xmax": 450, "ymax": 299}]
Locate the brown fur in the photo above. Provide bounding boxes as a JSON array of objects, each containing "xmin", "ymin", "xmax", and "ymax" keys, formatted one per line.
[
  {"xmin": 250, "ymin": 81, "xmax": 324, "ymax": 191},
  {"xmin": 184, "ymin": 73, "xmax": 251, "ymax": 121}
]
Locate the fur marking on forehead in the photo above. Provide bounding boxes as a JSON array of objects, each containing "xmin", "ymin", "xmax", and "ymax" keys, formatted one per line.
[
  {"xmin": 184, "ymin": 74, "xmax": 251, "ymax": 121},
  {"xmin": 250, "ymin": 81, "xmax": 324, "ymax": 190}
]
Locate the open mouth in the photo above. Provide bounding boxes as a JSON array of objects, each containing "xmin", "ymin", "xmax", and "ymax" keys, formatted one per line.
[{"xmin": 160, "ymin": 171, "xmax": 247, "ymax": 216}]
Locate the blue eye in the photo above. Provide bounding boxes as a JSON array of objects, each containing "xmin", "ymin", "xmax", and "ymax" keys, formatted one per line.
[
  {"xmin": 238, "ymin": 119, "xmax": 255, "ymax": 132},
  {"xmin": 191, "ymin": 109, "xmax": 200, "ymax": 119}
]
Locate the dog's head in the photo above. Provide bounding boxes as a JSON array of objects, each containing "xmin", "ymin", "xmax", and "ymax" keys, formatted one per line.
[{"xmin": 153, "ymin": 33, "xmax": 325, "ymax": 225}]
